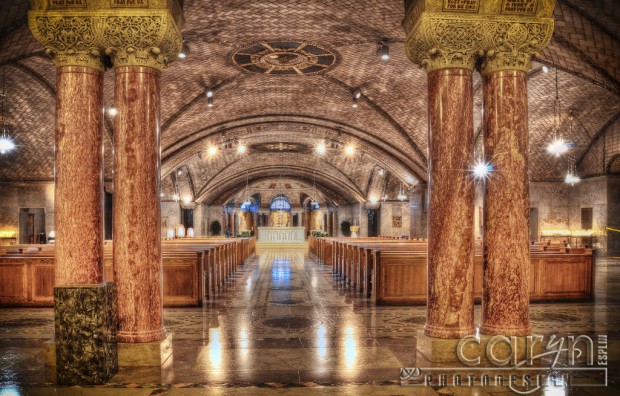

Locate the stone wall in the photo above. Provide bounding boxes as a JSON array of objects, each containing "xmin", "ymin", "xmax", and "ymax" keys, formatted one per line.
[
  {"xmin": 0, "ymin": 183, "xmax": 54, "ymax": 243},
  {"xmin": 379, "ymin": 201, "xmax": 410, "ymax": 237}
]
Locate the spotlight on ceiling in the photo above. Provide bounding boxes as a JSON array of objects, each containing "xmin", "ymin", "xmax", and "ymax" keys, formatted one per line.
[
  {"xmin": 207, "ymin": 96, "xmax": 214, "ymax": 108},
  {"xmin": 316, "ymin": 142, "xmax": 326, "ymax": 155},
  {"xmin": 237, "ymin": 144, "xmax": 247, "ymax": 154},
  {"xmin": 345, "ymin": 145, "xmax": 355, "ymax": 156},
  {"xmin": 178, "ymin": 41, "xmax": 189, "ymax": 59},
  {"xmin": 472, "ymin": 159, "xmax": 493, "ymax": 181},
  {"xmin": 182, "ymin": 195, "xmax": 192, "ymax": 204},
  {"xmin": 207, "ymin": 145, "xmax": 218, "ymax": 156},
  {"xmin": 107, "ymin": 107, "xmax": 117, "ymax": 117},
  {"xmin": 177, "ymin": 169, "xmax": 183, "ymax": 176},
  {"xmin": 171, "ymin": 193, "xmax": 180, "ymax": 202},
  {"xmin": 378, "ymin": 40, "xmax": 389, "ymax": 61},
  {"xmin": 378, "ymin": 168, "xmax": 384, "ymax": 176},
  {"xmin": 352, "ymin": 90, "xmax": 361, "ymax": 108},
  {"xmin": 542, "ymin": 66, "xmax": 549, "ymax": 73}
]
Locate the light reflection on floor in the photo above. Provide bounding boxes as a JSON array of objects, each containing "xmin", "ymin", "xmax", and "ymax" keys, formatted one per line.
[{"xmin": 0, "ymin": 249, "xmax": 618, "ymax": 395}]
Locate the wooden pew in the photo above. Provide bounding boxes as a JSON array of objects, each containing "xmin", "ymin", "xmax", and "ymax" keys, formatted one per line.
[{"xmin": 0, "ymin": 237, "xmax": 255, "ymax": 307}]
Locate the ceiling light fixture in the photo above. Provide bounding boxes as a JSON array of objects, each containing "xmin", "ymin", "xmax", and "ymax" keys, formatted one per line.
[
  {"xmin": 547, "ymin": 67, "xmax": 570, "ymax": 157},
  {"xmin": 345, "ymin": 145, "xmax": 355, "ymax": 155},
  {"xmin": 397, "ymin": 183, "xmax": 407, "ymax": 201},
  {"xmin": 565, "ymin": 156, "xmax": 580, "ymax": 185},
  {"xmin": 378, "ymin": 40, "xmax": 389, "ymax": 61},
  {"xmin": 352, "ymin": 90, "xmax": 361, "ymax": 108},
  {"xmin": 207, "ymin": 145, "xmax": 218, "ymax": 156},
  {"xmin": 542, "ymin": 66, "xmax": 549, "ymax": 73},
  {"xmin": 0, "ymin": 66, "xmax": 16, "ymax": 155},
  {"xmin": 237, "ymin": 143, "xmax": 247, "ymax": 154},
  {"xmin": 107, "ymin": 107, "xmax": 117, "ymax": 117},
  {"xmin": 316, "ymin": 142, "xmax": 326, "ymax": 155},
  {"xmin": 178, "ymin": 41, "xmax": 189, "ymax": 59}
]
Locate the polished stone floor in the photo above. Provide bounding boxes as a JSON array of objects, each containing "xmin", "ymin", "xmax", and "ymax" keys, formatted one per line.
[{"xmin": 1, "ymin": 248, "xmax": 619, "ymax": 395}]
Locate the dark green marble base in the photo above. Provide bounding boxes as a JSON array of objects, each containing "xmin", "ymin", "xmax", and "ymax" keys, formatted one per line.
[{"xmin": 54, "ymin": 282, "xmax": 117, "ymax": 385}]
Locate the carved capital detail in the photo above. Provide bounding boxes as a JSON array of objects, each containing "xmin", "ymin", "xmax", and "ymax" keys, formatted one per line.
[
  {"xmin": 404, "ymin": 14, "xmax": 483, "ymax": 72},
  {"xmin": 101, "ymin": 13, "xmax": 180, "ymax": 70},
  {"xmin": 403, "ymin": 1, "xmax": 555, "ymax": 74},
  {"xmin": 29, "ymin": 1, "xmax": 183, "ymax": 71},
  {"xmin": 28, "ymin": 14, "xmax": 104, "ymax": 70},
  {"xmin": 481, "ymin": 18, "xmax": 554, "ymax": 74}
]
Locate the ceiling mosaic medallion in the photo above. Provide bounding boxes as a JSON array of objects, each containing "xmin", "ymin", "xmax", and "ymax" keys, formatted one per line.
[
  {"xmin": 230, "ymin": 40, "xmax": 338, "ymax": 75},
  {"xmin": 252, "ymin": 142, "xmax": 310, "ymax": 153}
]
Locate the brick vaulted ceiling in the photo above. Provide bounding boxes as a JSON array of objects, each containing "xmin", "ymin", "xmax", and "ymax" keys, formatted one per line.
[{"xmin": 0, "ymin": 0, "xmax": 619, "ymax": 205}]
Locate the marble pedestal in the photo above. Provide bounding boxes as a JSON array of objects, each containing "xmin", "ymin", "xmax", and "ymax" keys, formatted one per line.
[
  {"xmin": 416, "ymin": 330, "xmax": 541, "ymax": 364},
  {"xmin": 54, "ymin": 282, "xmax": 117, "ymax": 385}
]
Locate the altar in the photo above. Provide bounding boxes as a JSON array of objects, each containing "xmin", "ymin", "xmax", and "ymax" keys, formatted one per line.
[{"xmin": 257, "ymin": 227, "xmax": 305, "ymax": 242}]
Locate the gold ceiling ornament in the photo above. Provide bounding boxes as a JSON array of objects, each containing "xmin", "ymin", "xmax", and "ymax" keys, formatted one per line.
[
  {"xmin": 28, "ymin": 0, "xmax": 184, "ymax": 71},
  {"xmin": 403, "ymin": 0, "xmax": 555, "ymax": 73}
]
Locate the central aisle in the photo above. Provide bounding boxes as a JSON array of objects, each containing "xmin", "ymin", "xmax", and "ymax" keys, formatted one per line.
[{"xmin": 137, "ymin": 249, "xmax": 420, "ymax": 386}]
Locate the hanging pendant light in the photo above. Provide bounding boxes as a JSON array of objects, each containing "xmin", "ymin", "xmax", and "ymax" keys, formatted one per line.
[
  {"xmin": 0, "ymin": 66, "xmax": 16, "ymax": 155},
  {"xmin": 547, "ymin": 68, "xmax": 570, "ymax": 157},
  {"xmin": 397, "ymin": 182, "xmax": 407, "ymax": 201},
  {"xmin": 565, "ymin": 156, "xmax": 580, "ymax": 185}
]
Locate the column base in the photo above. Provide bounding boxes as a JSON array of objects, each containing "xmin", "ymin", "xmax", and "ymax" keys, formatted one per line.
[
  {"xmin": 117, "ymin": 332, "xmax": 173, "ymax": 367},
  {"xmin": 416, "ymin": 329, "xmax": 470, "ymax": 362},
  {"xmin": 416, "ymin": 330, "xmax": 543, "ymax": 364},
  {"xmin": 54, "ymin": 282, "xmax": 117, "ymax": 385}
]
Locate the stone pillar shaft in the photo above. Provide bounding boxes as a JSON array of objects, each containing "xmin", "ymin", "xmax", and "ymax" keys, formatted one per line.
[
  {"xmin": 54, "ymin": 66, "xmax": 104, "ymax": 286},
  {"xmin": 425, "ymin": 69, "xmax": 475, "ymax": 339},
  {"xmin": 113, "ymin": 65, "xmax": 166, "ymax": 343},
  {"xmin": 481, "ymin": 70, "xmax": 531, "ymax": 336}
]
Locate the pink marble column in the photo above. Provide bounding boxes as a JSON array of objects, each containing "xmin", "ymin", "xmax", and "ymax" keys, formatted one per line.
[
  {"xmin": 113, "ymin": 66, "xmax": 166, "ymax": 343},
  {"xmin": 481, "ymin": 70, "xmax": 531, "ymax": 336},
  {"xmin": 55, "ymin": 66, "xmax": 104, "ymax": 286},
  {"xmin": 424, "ymin": 69, "xmax": 475, "ymax": 339}
]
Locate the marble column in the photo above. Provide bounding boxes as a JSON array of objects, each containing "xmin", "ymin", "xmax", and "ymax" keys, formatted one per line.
[
  {"xmin": 54, "ymin": 66, "xmax": 104, "ymax": 285},
  {"xmin": 113, "ymin": 66, "xmax": 166, "ymax": 343},
  {"xmin": 480, "ymin": 69, "xmax": 531, "ymax": 336},
  {"xmin": 424, "ymin": 69, "xmax": 475, "ymax": 339}
]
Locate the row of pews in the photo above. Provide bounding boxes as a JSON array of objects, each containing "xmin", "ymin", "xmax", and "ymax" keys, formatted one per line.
[
  {"xmin": 310, "ymin": 237, "xmax": 594, "ymax": 305},
  {"xmin": 0, "ymin": 237, "xmax": 255, "ymax": 307}
]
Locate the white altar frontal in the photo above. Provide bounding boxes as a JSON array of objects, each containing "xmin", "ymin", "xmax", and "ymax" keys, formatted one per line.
[{"xmin": 257, "ymin": 227, "xmax": 305, "ymax": 242}]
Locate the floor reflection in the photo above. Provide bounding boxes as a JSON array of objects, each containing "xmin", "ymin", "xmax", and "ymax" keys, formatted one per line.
[{"xmin": 0, "ymin": 250, "xmax": 619, "ymax": 395}]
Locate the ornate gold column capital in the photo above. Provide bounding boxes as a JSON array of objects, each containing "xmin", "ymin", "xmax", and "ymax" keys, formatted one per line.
[
  {"xmin": 480, "ymin": 17, "xmax": 554, "ymax": 74},
  {"xmin": 404, "ymin": 13, "xmax": 483, "ymax": 72},
  {"xmin": 28, "ymin": 13, "xmax": 105, "ymax": 70},
  {"xmin": 28, "ymin": 0, "xmax": 184, "ymax": 71},
  {"xmin": 101, "ymin": 10, "xmax": 183, "ymax": 71},
  {"xmin": 403, "ymin": 0, "xmax": 556, "ymax": 74}
]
